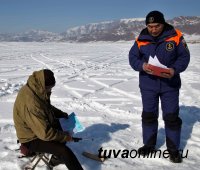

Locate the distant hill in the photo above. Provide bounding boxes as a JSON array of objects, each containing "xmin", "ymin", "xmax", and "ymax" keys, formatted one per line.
[
  {"xmin": 0, "ymin": 30, "xmax": 61, "ymax": 42},
  {"xmin": 0, "ymin": 16, "xmax": 200, "ymax": 42}
]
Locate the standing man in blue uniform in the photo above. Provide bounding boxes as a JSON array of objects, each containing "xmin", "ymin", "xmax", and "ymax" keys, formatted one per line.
[{"xmin": 129, "ymin": 11, "xmax": 190, "ymax": 163}]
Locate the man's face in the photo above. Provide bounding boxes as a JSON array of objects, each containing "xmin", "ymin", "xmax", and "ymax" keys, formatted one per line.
[
  {"xmin": 147, "ymin": 23, "xmax": 164, "ymax": 37},
  {"xmin": 45, "ymin": 86, "xmax": 53, "ymax": 98}
]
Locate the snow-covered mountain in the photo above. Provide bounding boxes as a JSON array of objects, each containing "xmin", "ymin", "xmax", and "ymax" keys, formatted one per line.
[
  {"xmin": 0, "ymin": 16, "xmax": 200, "ymax": 42},
  {"xmin": 61, "ymin": 18, "xmax": 145, "ymax": 42},
  {"xmin": 168, "ymin": 16, "xmax": 200, "ymax": 36},
  {"xmin": 61, "ymin": 16, "xmax": 200, "ymax": 42},
  {"xmin": 0, "ymin": 30, "xmax": 61, "ymax": 42}
]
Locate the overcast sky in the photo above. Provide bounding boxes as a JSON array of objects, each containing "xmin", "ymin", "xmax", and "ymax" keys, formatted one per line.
[{"xmin": 0, "ymin": 0, "xmax": 200, "ymax": 33}]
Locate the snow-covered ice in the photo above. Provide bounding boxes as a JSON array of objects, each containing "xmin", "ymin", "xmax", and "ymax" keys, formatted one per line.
[{"xmin": 0, "ymin": 41, "xmax": 199, "ymax": 170}]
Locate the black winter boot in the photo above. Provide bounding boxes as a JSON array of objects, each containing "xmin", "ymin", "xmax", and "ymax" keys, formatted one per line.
[
  {"xmin": 169, "ymin": 150, "xmax": 182, "ymax": 163},
  {"xmin": 49, "ymin": 155, "xmax": 64, "ymax": 167},
  {"xmin": 138, "ymin": 145, "xmax": 156, "ymax": 156}
]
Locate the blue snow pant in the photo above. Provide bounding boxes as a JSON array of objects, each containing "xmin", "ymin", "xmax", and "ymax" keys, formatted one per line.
[{"xmin": 141, "ymin": 89, "xmax": 182, "ymax": 151}]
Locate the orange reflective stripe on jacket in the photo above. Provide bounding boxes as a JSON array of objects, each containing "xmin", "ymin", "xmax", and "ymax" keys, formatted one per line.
[
  {"xmin": 165, "ymin": 29, "xmax": 182, "ymax": 46},
  {"xmin": 136, "ymin": 38, "xmax": 151, "ymax": 49},
  {"xmin": 136, "ymin": 29, "xmax": 182, "ymax": 49}
]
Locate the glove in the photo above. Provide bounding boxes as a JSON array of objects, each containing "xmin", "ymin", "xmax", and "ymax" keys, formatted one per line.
[
  {"xmin": 72, "ymin": 137, "xmax": 82, "ymax": 142},
  {"xmin": 62, "ymin": 112, "xmax": 69, "ymax": 119},
  {"xmin": 65, "ymin": 134, "xmax": 73, "ymax": 142}
]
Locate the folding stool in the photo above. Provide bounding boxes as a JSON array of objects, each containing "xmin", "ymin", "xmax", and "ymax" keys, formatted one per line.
[
  {"xmin": 25, "ymin": 153, "xmax": 52, "ymax": 170},
  {"xmin": 17, "ymin": 141, "xmax": 52, "ymax": 170}
]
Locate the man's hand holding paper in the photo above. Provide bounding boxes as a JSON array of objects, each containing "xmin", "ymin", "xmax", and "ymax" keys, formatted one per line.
[
  {"xmin": 143, "ymin": 62, "xmax": 153, "ymax": 74},
  {"xmin": 160, "ymin": 68, "xmax": 174, "ymax": 78},
  {"xmin": 143, "ymin": 55, "xmax": 173, "ymax": 78}
]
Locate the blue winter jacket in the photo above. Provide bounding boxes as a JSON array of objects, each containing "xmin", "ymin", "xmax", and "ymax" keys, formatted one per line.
[{"xmin": 129, "ymin": 24, "xmax": 190, "ymax": 92}]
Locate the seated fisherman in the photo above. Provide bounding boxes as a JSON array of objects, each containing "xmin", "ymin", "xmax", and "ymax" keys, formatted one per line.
[{"xmin": 13, "ymin": 69, "xmax": 84, "ymax": 170}]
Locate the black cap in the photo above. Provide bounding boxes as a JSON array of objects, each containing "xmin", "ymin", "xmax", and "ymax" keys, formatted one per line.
[
  {"xmin": 146, "ymin": 11, "xmax": 165, "ymax": 25},
  {"xmin": 43, "ymin": 69, "xmax": 56, "ymax": 87}
]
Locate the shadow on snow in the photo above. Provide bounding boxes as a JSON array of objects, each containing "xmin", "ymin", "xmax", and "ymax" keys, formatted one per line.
[
  {"xmin": 68, "ymin": 122, "xmax": 130, "ymax": 170},
  {"xmin": 157, "ymin": 105, "xmax": 200, "ymax": 150}
]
